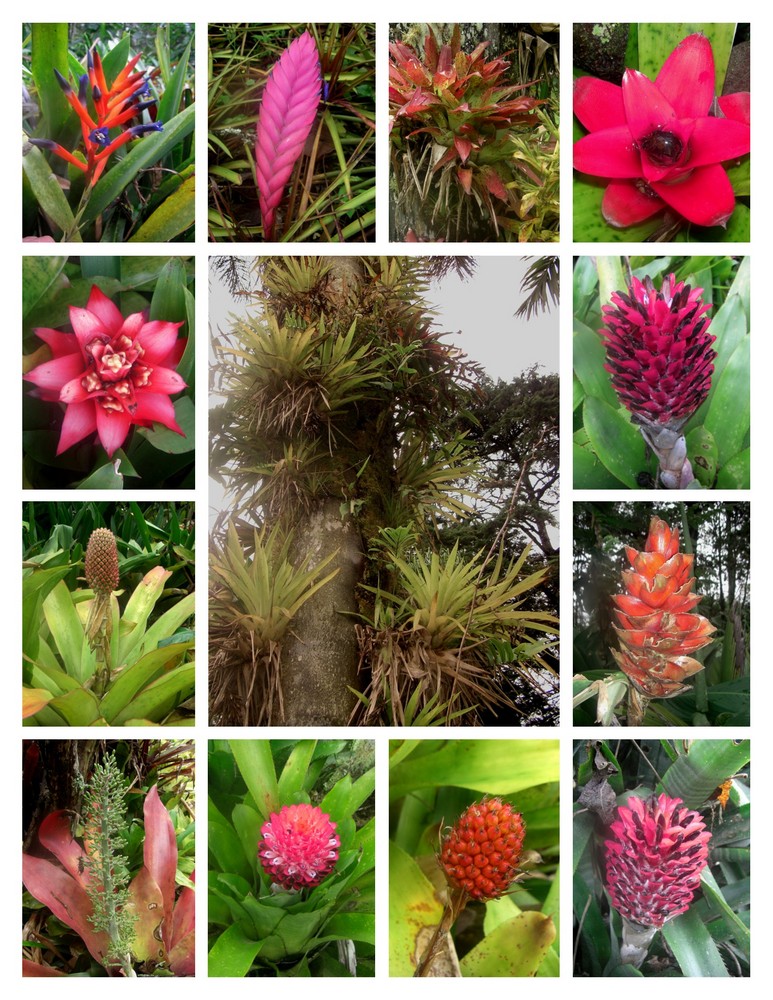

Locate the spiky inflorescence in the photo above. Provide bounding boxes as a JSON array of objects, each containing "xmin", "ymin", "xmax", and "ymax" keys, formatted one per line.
[
  {"xmin": 439, "ymin": 797, "xmax": 525, "ymax": 900},
  {"xmin": 611, "ymin": 517, "xmax": 715, "ymax": 700},
  {"xmin": 84, "ymin": 528, "xmax": 119, "ymax": 596},
  {"xmin": 600, "ymin": 273, "xmax": 715, "ymax": 428},
  {"xmin": 255, "ymin": 31, "xmax": 321, "ymax": 241},
  {"xmin": 605, "ymin": 793, "xmax": 711, "ymax": 928},
  {"xmin": 258, "ymin": 803, "xmax": 340, "ymax": 891}
]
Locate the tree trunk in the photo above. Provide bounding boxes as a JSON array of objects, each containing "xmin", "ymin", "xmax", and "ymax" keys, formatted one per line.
[{"xmin": 280, "ymin": 503, "xmax": 364, "ymax": 725}]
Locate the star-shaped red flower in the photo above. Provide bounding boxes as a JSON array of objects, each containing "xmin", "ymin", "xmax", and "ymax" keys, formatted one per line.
[
  {"xmin": 574, "ymin": 33, "xmax": 750, "ymax": 228},
  {"xmin": 25, "ymin": 286, "xmax": 187, "ymax": 458}
]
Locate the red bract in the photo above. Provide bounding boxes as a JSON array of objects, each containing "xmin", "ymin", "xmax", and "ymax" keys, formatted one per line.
[
  {"xmin": 605, "ymin": 794, "xmax": 711, "ymax": 928},
  {"xmin": 258, "ymin": 803, "xmax": 340, "ymax": 891},
  {"xmin": 439, "ymin": 797, "xmax": 526, "ymax": 901},
  {"xmin": 25, "ymin": 286, "xmax": 187, "ymax": 459},
  {"xmin": 574, "ymin": 34, "xmax": 750, "ymax": 228}
]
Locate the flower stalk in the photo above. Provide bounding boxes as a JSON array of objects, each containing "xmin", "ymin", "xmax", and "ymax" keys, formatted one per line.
[{"xmin": 81, "ymin": 753, "xmax": 137, "ymax": 976}]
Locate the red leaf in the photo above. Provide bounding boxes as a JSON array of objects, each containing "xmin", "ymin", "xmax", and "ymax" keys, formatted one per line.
[
  {"xmin": 142, "ymin": 785, "xmax": 177, "ymax": 951},
  {"xmin": 457, "ymin": 167, "xmax": 473, "ymax": 194}
]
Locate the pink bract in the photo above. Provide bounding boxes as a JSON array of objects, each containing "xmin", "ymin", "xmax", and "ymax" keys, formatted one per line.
[
  {"xmin": 574, "ymin": 34, "xmax": 750, "ymax": 228},
  {"xmin": 24, "ymin": 285, "xmax": 187, "ymax": 458},
  {"xmin": 258, "ymin": 803, "xmax": 340, "ymax": 891}
]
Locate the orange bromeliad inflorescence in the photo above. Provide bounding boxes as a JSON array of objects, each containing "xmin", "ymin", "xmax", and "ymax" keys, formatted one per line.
[
  {"xmin": 28, "ymin": 46, "xmax": 163, "ymax": 187},
  {"xmin": 611, "ymin": 516, "xmax": 715, "ymax": 700},
  {"xmin": 439, "ymin": 797, "xmax": 526, "ymax": 901}
]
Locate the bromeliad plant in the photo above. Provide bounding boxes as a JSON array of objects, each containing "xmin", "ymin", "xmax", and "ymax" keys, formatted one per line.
[
  {"xmin": 208, "ymin": 740, "xmax": 375, "ymax": 977},
  {"xmin": 22, "ymin": 255, "xmax": 195, "ymax": 490},
  {"xmin": 23, "ymin": 526, "xmax": 195, "ymax": 726},
  {"xmin": 389, "ymin": 24, "xmax": 553, "ymax": 241},
  {"xmin": 573, "ymin": 255, "xmax": 750, "ymax": 489},
  {"xmin": 573, "ymin": 738, "xmax": 750, "ymax": 977},
  {"xmin": 208, "ymin": 23, "xmax": 375, "ymax": 241},
  {"xmin": 390, "ymin": 739, "xmax": 559, "ymax": 977},
  {"xmin": 573, "ymin": 24, "xmax": 750, "ymax": 242},
  {"xmin": 23, "ymin": 24, "xmax": 195, "ymax": 243},
  {"xmin": 22, "ymin": 749, "xmax": 195, "ymax": 977}
]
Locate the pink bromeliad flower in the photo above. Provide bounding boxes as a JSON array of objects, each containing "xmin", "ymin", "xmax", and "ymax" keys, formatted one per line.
[
  {"xmin": 574, "ymin": 33, "xmax": 750, "ymax": 229},
  {"xmin": 258, "ymin": 803, "xmax": 340, "ymax": 891},
  {"xmin": 24, "ymin": 286, "xmax": 187, "ymax": 458}
]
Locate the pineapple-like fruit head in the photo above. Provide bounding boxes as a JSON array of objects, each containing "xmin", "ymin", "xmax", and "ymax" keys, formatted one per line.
[
  {"xmin": 605, "ymin": 793, "xmax": 711, "ymax": 930},
  {"xmin": 600, "ymin": 273, "xmax": 715, "ymax": 430},
  {"xmin": 611, "ymin": 517, "xmax": 715, "ymax": 700},
  {"xmin": 439, "ymin": 797, "xmax": 526, "ymax": 901},
  {"xmin": 84, "ymin": 527, "xmax": 119, "ymax": 597}
]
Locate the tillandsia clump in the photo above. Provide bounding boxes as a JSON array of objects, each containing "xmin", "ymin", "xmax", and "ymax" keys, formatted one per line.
[
  {"xmin": 415, "ymin": 798, "xmax": 529, "ymax": 976},
  {"xmin": 574, "ymin": 32, "xmax": 750, "ymax": 234},
  {"xmin": 255, "ymin": 31, "xmax": 321, "ymax": 241},
  {"xmin": 28, "ymin": 45, "xmax": 163, "ymax": 189},
  {"xmin": 84, "ymin": 527, "xmax": 120, "ymax": 696},
  {"xmin": 604, "ymin": 793, "xmax": 712, "ymax": 967},
  {"xmin": 611, "ymin": 517, "xmax": 715, "ymax": 726},
  {"xmin": 81, "ymin": 753, "xmax": 137, "ymax": 976},
  {"xmin": 258, "ymin": 803, "xmax": 340, "ymax": 891},
  {"xmin": 389, "ymin": 25, "xmax": 546, "ymax": 241},
  {"xmin": 600, "ymin": 273, "xmax": 715, "ymax": 489}
]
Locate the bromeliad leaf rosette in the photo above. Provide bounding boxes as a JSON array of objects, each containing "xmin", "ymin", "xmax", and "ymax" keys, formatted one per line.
[
  {"xmin": 600, "ymin": 273, "xmax": 715, "ymax": 488},
  {"xmin": 604, "ymin": 793, "xmax": 712, "ymax": 966},
  {"xmin": 611, "ymin": 517, "xmax": 715, "ymax": 725}
]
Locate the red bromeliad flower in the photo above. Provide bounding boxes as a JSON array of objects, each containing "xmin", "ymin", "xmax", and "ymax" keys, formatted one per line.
[
  {"xmin": 258, "ymin": 803, "xmax": 340, "ymax": 891},
  {"xmin": 611, "ymin": 517, "xmax": 715, "ymax": 702},
  {"xmin": 605, "ymin": 793, "xmax": 711, "ymax": 929},
  {"xmin": 28, "ymin": 46, "xmax": 163, "ymax": 187},
  {"xmin": 24, "ymin": 286, "xmax": 187, "ymax": 458},
  {"xmin": 439, "ymin": 797, "xmax": 526, "ymax": 901},
  {"xmin": 574, "ymin": 34, "xmax": 750, "ymax": 229},
  {"xmin": 600, "ymin": 273, "xmax": 715, "ymax": 488}
]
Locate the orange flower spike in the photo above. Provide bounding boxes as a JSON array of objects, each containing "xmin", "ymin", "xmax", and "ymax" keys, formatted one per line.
[
  {"xmin": 611, "ymin": 516, "xmax": 715, "ymax": 704},
  {"xmin": 53, "ymin": 69, "xmax": 97, "ymax": 130},
  {"xmin": 109, "ymin": 51, "xmax": 143, "ymax": 92}
]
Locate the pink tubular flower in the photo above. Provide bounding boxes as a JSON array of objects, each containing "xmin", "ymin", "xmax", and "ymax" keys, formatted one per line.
[
  {"xmin": 605, "ymin": 794, "xmax": 711, "ymax": 928},
  {"xmin": 574, "ymin": 33, "xmax": 750, "ymax": 228},
  {"xmin": 24, "ymin": 285, "xmax": 187, "ymax": 458},
  {"xmin": 258, "ymin": 803, "xmax": 340, "ymax": 891}
]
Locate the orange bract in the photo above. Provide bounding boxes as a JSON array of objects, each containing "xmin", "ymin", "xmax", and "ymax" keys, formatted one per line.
[{"xmin": 611, "ymin": 517, "xmax": 715, "ymax": 698}]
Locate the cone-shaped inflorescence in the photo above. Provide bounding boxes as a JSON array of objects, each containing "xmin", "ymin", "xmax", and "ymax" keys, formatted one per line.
[
  {"xmin": 600, "ymin": 273, "xmax": 715, "ymax": 488},
  {"xmin": 85, "ymin": 528, "xmax": 119, "ymax": 596},
  {"xmin": 611, "ymin": 517, "xmax": 715, "ymax": 709},
  {"xmin": 439, "ymin": 797, "xmax": 525, "ymax": 901},
  {"xmin": 255, "ymin": 31, "xmax": 321, "ymax": 241},
  {"xmin": 258, "ymin": 803, "xmax": 340, "ymax": 891},
  {"xmin": 605, "ymin": 793, "xmax": 711, "ymax": 929}
]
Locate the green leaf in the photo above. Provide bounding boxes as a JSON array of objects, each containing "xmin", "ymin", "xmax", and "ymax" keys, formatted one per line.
[
  {"xmin": 685, "ymin": 425, "xmax": 718, "ymax": 487},
  {"xmin": 582, "ymin": 396, "xmax": 647, "ymax": 489},
  {"xmin": 208, "ymin": 923, "xmax": 262, "ymax": 978},
  {"xmin": 573, "ymin": 436, "xmax": 626, "ymax": 488},
  {"xmin": 573, "ymin": 319, "xmax": 618, "ymax": 408},
  {"xmin": 662, "ymin": 908, "xmax": 729, "ymax": 977},
  {"xmin": 129, "ymin": 175, "xmax": 195, "ymax": 242},
  {"xmin": 99, "ymin": 639, "xmax": 194, "ymax": 722},
  {"xmin": 716, "ymin": 448, "xmax": 750, "ymax": 489},
  {"xmin": 22, "ymin": 144, "xmax": 82, "ymax": 241},
  {"xmin": 277, "ymin": 741, "xmax": 317, "ymax": 801},
  {"xmin": 31, "ymin": 23, "xmax": 70, "ymax": 137},
  {"xmin": 659, "ymin": 740, "xmax": 750, "ymax": 808},
  {"xmin": 82, "ymin": 104, "xmax": 196, "ymax": 224},
  {"xmin": 75, "ymin": 460, "xmax": 125, "ymax": 490},
  {"xmin": 47, "ymin": 686, "xmax": 102, "ymax": 726},
  {"xmin": 389, "ymin": 841, "xmax": 443, "ymax": 976},
  {"xmin": 230, "ymin": 741, "xmax": 280, "ymax": 819},
  {"xmin": 704, "ymin": 336, "xmax": 749, "ymax": 466},
  {"xmin": 22, "ymin": 257, "xmax": 69, "ymax": 322},
  {"xmin": 110, "ymin": 661, "xmax": 194, "ymax": 725},
  {"xmin": 460, "ymin": 911, "xmax": 556, "ymax": 976},
  {"xmin": 156, "ymin": 38, "xmax": 192, "ymax": 124},
  {"xmin": 43, "ymin": 581, "xmax": 93, "ymax": 683},
  {"xmin": 389, "ymin": 740, "xmax": 558, "ymax": 799}
]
